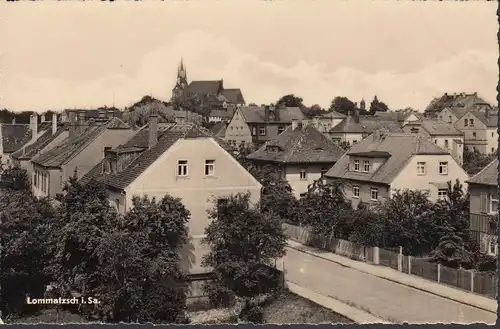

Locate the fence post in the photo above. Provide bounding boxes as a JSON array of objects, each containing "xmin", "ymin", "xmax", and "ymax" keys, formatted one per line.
[
  {"xmin": 437, "ymin": 264, "xmax": 441, "ymax": 283},
  {"xmin": 373, "ymin": 247, "xmax": 380, "ymax": 265},
  {"xmin": 470, "ymin": 271, "xmax": 474, "ymax": 293},
  {"xmin": 397, "ymin": 246, "xmax": 403, "ymax": 272},
  {"xmin": 408, "ymin": 256, "xmax": 412, "ymax": 275}
]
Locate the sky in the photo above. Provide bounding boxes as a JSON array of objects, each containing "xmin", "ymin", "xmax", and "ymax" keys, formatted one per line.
[{"xmin": 0, "ymin": 0, "xmax": 498, "ymax": 113}]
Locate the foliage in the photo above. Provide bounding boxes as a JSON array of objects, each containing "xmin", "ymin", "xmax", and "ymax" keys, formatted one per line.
[
  {"xmin": 328, "ymin": 97, "xmax": 356, "ymax": 116},
  {"xmin": 369, "ymin": 95, "xmax": 389, "ymax": 114},
  {"xmin": 348, "ymin": 203, "xmax": 385, "ymax": 247},
  {"xmin": 338, "ymin": 141, "xmax": 351, "ymax": 151},
  {"xmin": 0, "ymin": 165, "xmax": 31, "ymax": 191},
  {"xmin": 239, "ymin": 302, "xmax": 264, "ymax": 324},
  {"xmin": 202, "ymin": 193, "xmax": 287, "ymax": 300},
  {"xmin": 276, "ymin": 94, "xmax": 304, "ymax": 108},
  {"xmin": 301, "ymin": 104, "xmax": 323, "ymax": 118},
  {"xmin": 462, "ymin": 148, "xmax": 496, "ymax": 176}
]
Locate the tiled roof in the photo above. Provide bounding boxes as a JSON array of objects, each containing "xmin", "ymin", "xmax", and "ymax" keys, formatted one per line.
[
  {"xmin": 32, "ymin": 118, "xmax": 131, "ymax": 168},
  {"xmin": 209, "ymin": 122, "xmax": 227, "ymax": 137},
  {"xmin": 468, "ymin": 111, "xmax": 498, "ymax": 127},
  {"xmin": 209, "ymin": 108, "xmax": 235, "ymax": 119},
  {"xmin": 81, "ymin": 123, "xmax": 229, "ymax": 190},
  {"xmin": 325, "ymin": 133, "xmax": 450, "ymax": 185},
  {"xmin": 373, "ymin": 111, "xmax": 422, "ymax": 122},
  {"xmin": 0, "ymin": 124, "xmax": 32, "ymax": 153},
  {"xmin": 329, "ymin": 116, "xmax": 404, "ymax": 134},
  {"xmin": 10, "ymin": 123, "xmax": 68, "ymax": 160},
  {"xmin": 427, "ymin": 93, "xmax": 490, "ymax": 114},
  {"xmin": 405, "ymin": 120, "xmax": 463, "ymax": 136},
  {"xmin": 443, "ymin": 107, "xmax": 469, "ymax": 120},
  {"xmin": 238, "ymin": 106, "xmax": 305, "ymax": 124},
  {"xmin": 221, "ymin": 88, "xmax": 245, "ymax": 104},
  {"xmin": 322, "ymin": 111, "xmax": 346, "ymax": 119},
  {"xmin": 247, "ymin": 124, "xmax": 345, "ymax": 164},
  {"xmin": 186, "ymin": 80, "xmax": 223, "ymax": 95},
  {"xmin": 467, "ymin": 159, "xmax": 498, "ymax": 186}
]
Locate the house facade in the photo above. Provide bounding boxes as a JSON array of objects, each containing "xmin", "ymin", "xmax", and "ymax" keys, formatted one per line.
[
  {"xmin": 437, "ymin": 107, "xmax": 469, "ymax": 125},
  {"xmin": 82, "ymin": 119, "xmax": 261, "ymax": 273},
  {"xmin": 247, "ymin": 122, "xmax": 345, "ymax": 198},
  {"xmin": 325, "ymin": 132, "xmax": 469, "ymax": 209},
  {"xmin": 454, "ymin": 110, "xmax": 498, "ymax": 154},
  {"xmin": 467, "ymin": 160, "xmax": 498, "ymax": 256},
  {"xmin": 305, "ymin": 111, "xmax": 346, "ymax": 134}
]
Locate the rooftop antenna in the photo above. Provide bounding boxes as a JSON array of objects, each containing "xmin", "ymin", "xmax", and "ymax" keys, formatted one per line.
[{"xmin": 112, "ymin": 91, "xmax": 115, "ymax": 107}]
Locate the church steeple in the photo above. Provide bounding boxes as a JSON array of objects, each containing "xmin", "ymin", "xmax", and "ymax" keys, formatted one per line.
[{"xmin": 172, "ymin": 58, "xmax": 188, "ymax": 101}]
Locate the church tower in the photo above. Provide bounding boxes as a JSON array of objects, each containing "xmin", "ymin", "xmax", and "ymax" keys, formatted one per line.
[
  {"xmin": 171, "ymin": 58, "xmax": 189, "ymax": 101},
  {"xmin": 360, "ymin": 98, "xmax": 366, "ymax": 111}
]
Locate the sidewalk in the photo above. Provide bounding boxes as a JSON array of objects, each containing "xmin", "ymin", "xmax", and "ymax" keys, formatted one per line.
[
  {"xmin": 286, "ymin": 281, "xmax": 391, "ymax": 324},
  {"xmin": 287, "ymin": 240, "xmax": 497, "ymax": 314}
]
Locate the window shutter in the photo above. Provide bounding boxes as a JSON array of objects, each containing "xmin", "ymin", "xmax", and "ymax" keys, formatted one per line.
[{"xmin": 480, "ymin": 192, "xmax": 489, "ymax": 213}]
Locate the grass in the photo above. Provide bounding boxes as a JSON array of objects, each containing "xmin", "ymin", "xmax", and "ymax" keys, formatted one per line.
[{"xmin": 5, "ymin": 308, "xmax": 88, "ymax": 324}]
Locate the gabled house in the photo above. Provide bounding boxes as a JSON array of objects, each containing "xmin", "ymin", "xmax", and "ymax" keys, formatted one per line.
[
  {"xmin": 373, "ymin": 111, "xmax": 421, "ymax": 125},
  {"xmin": 325, "ymin": 131, "xmax": 469, "ymax": 208},
  {"xmin": 225, "ymin": 105, "xmax": 305, "ymax": 147},
  {"xmin": 466, "ymin": 159, "xmax": 498, "ymax": 256},
  {"xmin": 425, "ymin": 92, "xmax": 492, "ymax": 119},
  {"xmin": 402, "ymin": 120, "xmax": 465, "ymax": 165},
  {"xmin": 453, "ymin": 110, "xmax": 498, "ymax": 154},
  {"xmin": 437, "ymin": 107, "xmax": 470, "ymax": 125},
  {"xmin": 247, "ymin": 122, "xmax": 345, "ymax": 198},
  {"xmin": 208, "ymin": 107, "xmax": 236, "ymax": 123},
  {"xmin": 10, "ymin": 113, "xmax": 69, "ymax": 176},
  {"xmin": 81, "ymin": 117, "xmax": 261, "ymax": 273},
  {"xmin": 328, "ymin": 110, "xmax": 403, "ymax": 146},
  {"xmin": 0, "ymin": 116, "xmax": 36, "ymax": 167},
  {"xmin": 31, "ymin": 115, "xmax": 135, "ymax": 198},
  {"xmin": 209, "ymin": 122, "xmax": 228, "ymax": 138},
  {"xmin": 306, "ymin": 111, "xmax": 346, "ymax": 134}
]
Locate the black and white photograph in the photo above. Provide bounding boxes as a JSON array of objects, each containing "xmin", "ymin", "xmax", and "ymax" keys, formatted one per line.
[{"xmin": 0, "ymin": 0, "xmax": 497, "ymax": 325}]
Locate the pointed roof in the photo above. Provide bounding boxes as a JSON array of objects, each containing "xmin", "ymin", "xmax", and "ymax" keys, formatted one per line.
[
  {"xmin": 329, "ymin": 116, "xmax": 403, "ymax": 134},
  {"xmin": 404, "ymin": 120, "xmax": 463, "ymax": 136},
  {"xmin": 247, "ymin": 124, "xmax": 345, "ymax": 164},
  {"xmin": 11, "ymin": 123, "xmax": 69, "ymax": 160},
  {"xmin": 467, "ymin": 159, "xmax": 498, "ymax": 187},
  {"xmin": 237, "ymin": 106, "xmax": 305, "ymax": 124}
]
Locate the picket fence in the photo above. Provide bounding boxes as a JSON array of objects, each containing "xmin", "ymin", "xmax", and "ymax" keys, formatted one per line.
[{"xmin": 283, "ymin": 223, "xmax": 497, "ymax": 299}]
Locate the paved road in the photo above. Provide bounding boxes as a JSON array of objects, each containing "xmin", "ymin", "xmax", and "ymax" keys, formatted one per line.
[{"xmin": 279, "ymin": 247, "xmax": 496, "ymax": 324}]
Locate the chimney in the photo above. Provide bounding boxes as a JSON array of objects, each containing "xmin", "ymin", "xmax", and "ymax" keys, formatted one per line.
[
  {"xmin": 264, "ymin": 106, "xmax": 270, "ymax": 121},
  {"xmin": 30, "ymin": 114, "xmax": 38, "ymax": 142},
  {"xmin": 52, "ymin": 113, "xmax": 58, "ymax": 135},
  {"xmin": 103, "ymin": 146, "xmax": 112, "ymax": 157},
  {"xmin": 291, "ymin": 119, "xmax": 299, "ymax": 130},
  {"xmin": 353, "ymin": 108, "xmax": 360, "ymax": 123},
  {"xmin": 373, "ymin": 130, "xmax": 381, "ymax": 141},
  {"xmin": 485, "ymin": 106, "xmax": 490, "ymax": 118},
  {"xmin": 68, "ymin": 111, "xmax": 77, "ymax": 142},
  {"xmin": 274, "ymin": 107, "xmax": 280, "ymax": 121},
  {"xmin": 11, "ymin": 117, "xmax": 16, "ymax": 124},
  {"xmin": 148, "ymin": 115, "xmax": 158, "ymax": 149}
]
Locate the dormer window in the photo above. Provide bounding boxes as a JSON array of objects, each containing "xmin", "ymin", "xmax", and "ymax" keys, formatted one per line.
[
  {"xmin": 363, "ymin": 160, "xmax": 370, "ymax": 172},
  {"xmin": 266, "ymin": 145, "xmax": 281, "ymax": 153},
  {"xmin": 354, "ymin": 160, "xmax": 360, "ymax": 172}
]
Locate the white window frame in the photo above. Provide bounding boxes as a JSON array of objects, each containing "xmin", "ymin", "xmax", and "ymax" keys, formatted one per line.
[
  {"xmin": 204, "ymin": 159, "xmax": 216, "ymax": 177},
  {"xmin": 363, "ymin": 160, "xmax": 370, "ymax": 172},
  {"xmin": 177, "ymin": 160, "xmax": 188, "ymax": 177},
  {"xmin": 353, "ymin": 185, "xmax": 360, "ymax": 198},
  {"xmin": 438, "ymin": 162, "xmax": 448, "ymax": 175},
  {"xmin": 417, "ymin": 162, "xmax": 426, "ymax": 175},
  {"xmin": 489, "ymin": 195, "xmax": 498, "ymax": 215},
  {"xmin": 370, "ymin": 188, "xmax": 378, "ymax": 201},
  {"xmin": 354, "ymin": 160, "xmax": 360, "ymax": 172},
  {"xmin": 259, "ymin": 127, "xmax": 266, "ymax": 136},
  {"xmin": 472, "ymin": 132, "xmax": 476, "ymax": 139},
  {"xmin": 444, "ymin": 139, "xmax": 449, "ymax": 149},
  {"xmin": 437, "ymin": 189, "xmax": 447, "ymax": 200},
  {"xmin": 487, "ymin": 238, "xmax": 498, "ymax": 256},
  {"xmin": 252, "ymin": 127, "xmax": 257, "ymax": 136},
  {"xmin": 299, "ymin": 168, "xmax": 307, "ymax": 181}
]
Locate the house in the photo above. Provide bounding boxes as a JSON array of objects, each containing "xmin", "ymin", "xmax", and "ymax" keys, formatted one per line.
[
  {"xmin": 453, "ymin": 110, "xmax": 498, "ymax": 154},
  {"xmin": 373, "ymin": 111, "xmax": 421, "ymax": 125},
  {"xmin": 60, "ymin": 108, "xmax": 122, "ymax": 123},
  {"xmin": 31, "ymin": 115, "xmax": 135, "ymax": 198},
  {"xmin": 0, "ymin": 117, "xmax": 36, "ymax": 167},
  {"xmin": 467, "ymin": 159, "xmax": 498, "ymax": 256},
  {"xmin": 325, "ymin": 131, "xmax": 469, "ymax": 209},
  {"xmin": 225, "ymin": 105, "xmax": 305, "ymax": 147},
  {"xmin": 305, "ymin": 111, "xmax": 346, "ymax": 134},
  {"xmin": 81, "ymin": 117, "xmax": 262, "ymax": 273},
  {"xmin": 247, "ymin": 122, "xmax": 345, "ymax": 198},
  {"xmin": 208, "ymin": 107, "xmax": 236, "ymax": 123},
  {"xmin": 402, "ymin": 120, "xmax": 465, "ymax": 165},
  {"xmin": 10, "ymin": 113, "xmax": 69, "ymax": 176},
  {"xmin": 425, "ymin": 92, "xmax": 492, "ymax": 119},
  {"xmin": 328, "ymin": 110, "xmax": 403, "ymax": 146},
  {"xmin": 437, "ymin": 107, "xmax": 470, "ymax": 125}
]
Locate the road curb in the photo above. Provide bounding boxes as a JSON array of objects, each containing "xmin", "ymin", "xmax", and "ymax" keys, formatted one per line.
[{"xmin": 287, "ymin": 241, "xmax": 497, "ymax": 315}]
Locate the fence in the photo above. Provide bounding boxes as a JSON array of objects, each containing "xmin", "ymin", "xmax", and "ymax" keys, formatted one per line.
[{"xmin": 283, "ymin": 223, "xmax": 497, "ymax": 299}]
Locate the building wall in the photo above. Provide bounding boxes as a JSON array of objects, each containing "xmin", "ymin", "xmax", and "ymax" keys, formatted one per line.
[
  {"xmin": 285, "ymin": 163, "xmax": 333, "ymax": 198},
  {"xmin": 469, "ymin": 184, "xmax": 498, "ymax": 255},
  {"xmin": 486, "ymin": 127, "xmax": 498, "ymax": 155},
  {"xmin": 432, "ymin": 136, "xmax": 464, "ymax": 166},
  {"xmin": 249, "ymin": 123, "xmax": 289, "ymax": 145},
  {"xmin": 329, "ymin": 132, "xmax": 365, "ymax": 146},
  {"xmin": 32, "ymin": 163, "xmax": 62, "ymax": 199},
  {"xmin": 454, "ymin": 112, "xmax": 490, "ymax": 154},
  {"xmin": 333, "ymin": 178, "xmax": 390, "ymax": 209},
  {"xmin": 225, "ymin": 109, "xmax": 253, "ymax": 146},
  {"xmin": 438, "ymin": 108, "xmax": 460, "ymax": 125},
  {"xmin": 390, "ymin": 154, "xmax": 469, "ymax": 202},
  {"xmin": 124, "ymin": 137, "xmax": 262, "ymax": 273}
]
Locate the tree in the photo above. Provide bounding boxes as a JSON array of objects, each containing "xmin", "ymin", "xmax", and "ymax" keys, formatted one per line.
[
  {"xmin": 276, "ymin": 94, "xmax": 304, "ymax": 108},
  {"xmin": 202, "ymin": 193, "xmax": 287, "ymax": 302},
  {"xmin": 369, "ymin": 95, "xmax": 389, "ymax": 114},
  {"xmin": 348, "ymin": 203, "xmax": 385, "ymax": 247},
  {"xmin": 328, "ymin": 97, "xmax": 356, "ymax": 116},
  {"xmin": 463, "ymin": 149, "xmax": 496, "ymax": 176},
  {"xmin": 301, "ymin": 104, "xmax": 323, "ymax": 118},
  {"xmin": 0, "ymin": 165, "xmax": 31, "ymax": 191}
]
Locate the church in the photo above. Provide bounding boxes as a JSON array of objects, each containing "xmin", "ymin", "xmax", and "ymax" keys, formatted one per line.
[{"xmin": 170, "ymin": 59, "xmax": 246, "ymax": 107}]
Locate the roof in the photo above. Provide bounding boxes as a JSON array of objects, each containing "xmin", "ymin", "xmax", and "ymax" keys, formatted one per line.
[
  {"xmin": 209, "ymin": 108, "xmax": 236, "ymax": 119},
  {"xmin": 374, "ymin": 111, "xmax": 422, "ymax": 122},
  {"xmin": 329, "ymin": 116, "xmax": 404, "ymax": 134},
  {"xmin": 209, "ymin": 122, "xmax": 227, "ymax": 137},
  {"xmin": 441, "ymin": 107, "xmax": 469, "ymax": 120},
  {"xmin": 468, "ymin": 111, "xmax": 498, "ymax": 127},
  {"xmin": 10, "ymin": 123, "xmax": 68, "ymax": 160},
  {"xmin": 221, "ymin": 88, "xmax": 245, "ymax": 104},
  {"xmin": 426, "ymin": 92, "xmax": 491, "ymax": 114},
  {"xmin": 81, "ymin": 123, "xmax": 230, "ymax": 190},
  {"xmin": 325, "ymin": 133, "xmax": 451, "ymax": 185},
  {"xmin": 0, "ymin": 124, "xmax": 32, "ymax": 153},
  {"xmin": 186, "ymin": 80, "xmax": 223, "ymax": 95},
  {"xmin": 467, "ymin": 159, "xmax": 498, "ymax": 187},
  {"xmin": 247, "ymin": 124, "xmax": 345, "ymax": 164},
  {"xmin": 405, "ymin": 120, "xmax": 463, "ymax": 136},
  {"xmin": 32, "ymin": 118, "xmax": 131, "ymax": 168},
  {"xmin": 321, "ymin": 111, "xmax": 347, "ymax": 119},
  {"xmin": 237, "ymin": 106, "xmax": 305, "ymax": 124}
]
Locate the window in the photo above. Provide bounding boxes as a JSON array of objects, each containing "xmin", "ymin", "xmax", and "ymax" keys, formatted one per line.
[
  {"xmin": 354, "ymin": 160, "xmax": 360, "ymax": 172},
  {"xmin": 444, "ymin": 140, "xmax": 449, "ymax": 149},
  {"xmin": 448, "ymin": 115, "xmax": 452, "ymax": 123},
  {"xmin": 363, "ymin": 160, "xmax": 370, "ymax": 172},
  {"xmin": 492, "ymin": 132, "xmax": 495, "ymax": 137},
  {"xmin": 472, "ymin": 132, "xmax": 476, "ymax": 139},
  {"xmin": 205, "ymin": 159, "xmax": 215, "ymax": 176},
  {"xmin": 251, "ymin": 127, "xmax": 257, "ymax": 136},
  {"xmin": 259, "ymin": 127, "xmax": 266, "ymax": 136},
  {"xmin": 33, "ymin": 173, "xmax": 37, "ymax": 187},
  {"xmin": 320, "ymin": 168, "xmax": 328, "ymax": 177},
  {"xmin": 353, "ymin": 140, "xmax": 358, "ymax": 144},
  {"xmin": 353, "ymin": 185, "xmax": 360, "ymax": 198},
  {"xmin": 417, "ymin": 162, "xmax": 426, "ymax": 175},
  {"xmin": 437, "ymin": 189, "xmax": 447, "ymax": 200},
  {"xmin": 177, "ymin": 160, "xmax": 188, "ymax": 176},
  {"xmin": 114, "ymin": 198, "xmax": 120, "ymax": 211},
  {"xmin": 438, "ymin": 162, "xmax": 448, "ymax": 175},
  {"xmin": 439, "ymin": 116, "xmax": 443, "ymax": 120},
  {"xmin": 464, "ymin": 119, "xmax": 468, "ymax": 126},
  {"xmin": 332, "ymin": 138, "xmax": 341, "ymax": 144},
  {"xmin": 299, "ymin": 168, "xmax": 307, "ymax": 180},
  {"xmin": 370, "ymin": 188, "xmax": 378, "ymax": 201},
  {"xmin": 481, "ymin": 192, "xmax": 499, "ymax": 214},
  {"xmin": 299, "ymin": 193, "xmax": 307, "ymax": 198},
  {"xmin": 278, "ymin": 126, "xmax": 285, "ymax": 134},
  {"xmin": 434, "ymin": 139, "xmax": 438, "ymax": 144},
  {"xmin": 490, "ymin": 195, "xmax": 498, "ymax": 214},
  {"xmin": 470, "ymin": 119, "xmax": 474, "ymax": 126},
  {"xmin": 487, "ymin": 239, "xmax": 498, "ymax": 256},
  {"xmin": 492, "ymin": 148, "xmax": 496, "ymax": 154}
]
